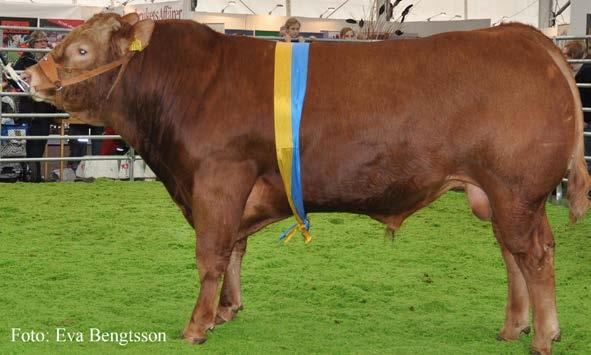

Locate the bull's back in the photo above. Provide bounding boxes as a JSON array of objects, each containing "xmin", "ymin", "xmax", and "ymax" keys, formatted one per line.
[{"xmin": 299, "ymin": 25, "xmax": 575, "ymax": 213}]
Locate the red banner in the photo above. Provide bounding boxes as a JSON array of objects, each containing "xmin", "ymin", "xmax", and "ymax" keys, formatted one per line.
[
  {"xmin": 0, "ymin": 17, "xmax": 37, "ymax": 61},
  {"xmin": 40, "ymin": 18, "xmax": 84, "ymax": 48}
]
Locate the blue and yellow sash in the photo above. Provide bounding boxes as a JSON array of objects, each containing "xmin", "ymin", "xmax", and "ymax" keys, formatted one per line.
[{"xmin": 274, "ymin": 42, "xmax": 312, "ymax": 244}]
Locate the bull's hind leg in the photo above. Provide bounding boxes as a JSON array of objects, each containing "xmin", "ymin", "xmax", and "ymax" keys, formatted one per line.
[
  {"xmin": 467, "ymin": 184, "xmax": 531, "ymax": 340},
  {"xmin": 182, "ymin": 161, "xmax": 258, "ymax": 344},
  {"xmin": 494, "ymin": 223, "xmax": 531, "ymax": 340},
  {"xmin": 514, "ymin": 214, "xmax": 560, "ymax": 355},
  {"xmin": 493, "ymin": 202, "xmax": 560, "ymax": 355}
]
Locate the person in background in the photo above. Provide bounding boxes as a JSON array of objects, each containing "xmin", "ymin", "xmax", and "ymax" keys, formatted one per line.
[
  {"xmin": 67, "ymin": 124, "xmax": 89, "ymax": 171},
  {"xmin": 13, "ymin": 31, "xmax": 59, "ymax": 182},
  {"xmin": 282, "ymin": 17, "xmax": 305, "ymax": 43},
  {"xmin": 563, "ymin": 41, "xmax": 584, "ymax": 73},
  {"xmin": 100, "ymin": 127, "xmax": 128, "ymax": 156},
  {"xmin": 356, "ymin": 31, "xmax": 367, "ymax": 40},
  {"xmin": 66, "ymin": 123, "xmax": 103, "ymax": 171},
  {"xmin": 90, "ymin": 126, "xmax": 104, "ymax": 155},
  {"xmin": 0, "ymin": 51, "xmax": 9, "ymax": 66},
  {"xmin": 339, "ymin": 27, "xmax": 356, "ymax": 40},
  {"xmin": 564, "ymin": 40, "xmax": 591, "ymax": 172},
  {"xmin": 576, "ymin": 47, "xmax": 591, "ymax": 173}
]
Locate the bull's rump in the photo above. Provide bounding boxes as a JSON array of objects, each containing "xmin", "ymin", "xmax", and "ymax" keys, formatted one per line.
[{"xmin": 298, "ymin": 25, "xmax": 575, "ymax": 213}]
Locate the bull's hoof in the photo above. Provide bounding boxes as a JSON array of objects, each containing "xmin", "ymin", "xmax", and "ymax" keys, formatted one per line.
[
  {"xmin": 531, "ymin": 337, "xmax": 557, "ymax": 355},
  {"xmin": 530, "ymin": 347, "xmax": 551, "ymax": 355},
  {"xmin": 497, "ymin": 325, "xmax": 531, "ymax": 341},
  {"xmin": 552, "ymin": 332, "xmax": 561, "ymax": 342},
  {"xmin": 216, "ymin": 304, "xmax": 243, "ymax": 324},
  {"xmin": 191, "ymin": 337, "xmax": 207, "ymax": 345},
  {"xmin": 183, "ymin": 334, "xmax": 207, "ymax": 345},
  {"xmin": 182, "ymin": 322, "xmax": 214, "ymax": 345}
]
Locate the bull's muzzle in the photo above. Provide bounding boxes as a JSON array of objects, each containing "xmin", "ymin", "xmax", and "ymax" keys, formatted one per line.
[{"xmin": 0, "ymin": 60, "xmax": 31, "ymax": 93}]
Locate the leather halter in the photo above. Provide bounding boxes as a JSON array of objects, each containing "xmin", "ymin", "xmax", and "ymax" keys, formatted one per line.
[{"xmin": 34, "ymin": 53, "xmax": 134, "ymax": 98}]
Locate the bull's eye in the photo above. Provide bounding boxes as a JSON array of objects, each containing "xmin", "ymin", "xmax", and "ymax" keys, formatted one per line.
[{"xmin": 78, "ymin": 48, "xmax": 88, "ymax": 56}]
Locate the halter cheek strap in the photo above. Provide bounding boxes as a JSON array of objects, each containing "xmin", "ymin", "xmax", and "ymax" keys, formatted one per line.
[
  {"xmin": 35, "ymin": 54, "xmax": 132, "ymax": 92},
  {"xmin": 37, "ymin": 54, "xmax": 61, "ymax": 89},
  {"xmin": 33, "ymin": 36, "xmax": 149, "ymax": 93}
]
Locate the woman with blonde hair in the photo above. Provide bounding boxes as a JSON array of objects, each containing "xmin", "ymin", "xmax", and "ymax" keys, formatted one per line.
[
  {"xmin": 339, "ymin": 27, "xmax": 356, "ymax": 40},
  {"xmin": 282, "ymin": 17, "xmax": 305, "ymax": 43}
]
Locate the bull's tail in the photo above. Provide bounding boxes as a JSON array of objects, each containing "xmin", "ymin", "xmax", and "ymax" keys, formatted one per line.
[{"xmin": 567, "ymin": 87, "xmax": 591, "ymax": 223}]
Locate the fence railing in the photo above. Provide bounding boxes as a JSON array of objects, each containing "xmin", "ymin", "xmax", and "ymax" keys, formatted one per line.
[{"xmin": 0, "ymin": 25, "xmax": 70, "ymax": 32}]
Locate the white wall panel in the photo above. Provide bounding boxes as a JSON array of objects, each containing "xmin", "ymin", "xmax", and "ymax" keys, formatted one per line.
[{"xmin": 571, "ymin": 0, "xmax": 591, "ymax": 35}]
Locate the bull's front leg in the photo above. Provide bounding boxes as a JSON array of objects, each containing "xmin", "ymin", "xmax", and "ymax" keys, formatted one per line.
[
  {"xmin": 182, "ymin": 161, "xmax": 257, "ymax": 344},
  {"xmin": 215, "ymin": 175, "xmax": 291, "ymax": 324}
]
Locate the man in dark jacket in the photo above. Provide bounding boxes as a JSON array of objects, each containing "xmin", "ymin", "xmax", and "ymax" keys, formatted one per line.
[
  {"xmin": 576, "ymin": 61, "xmax": 591, "ymax": 122},
  {"xmin": 13, "ymin": 31, "xmax": 59, "ymax": 182},
  {"xmin": 575, "ymin": 56, "xmax": 591, "ymax": 173}
]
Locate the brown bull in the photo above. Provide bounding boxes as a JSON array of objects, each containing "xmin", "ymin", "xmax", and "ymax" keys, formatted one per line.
[{"xmin": 25, "ymin": 12, "xmax": 590, "ymax": 354}]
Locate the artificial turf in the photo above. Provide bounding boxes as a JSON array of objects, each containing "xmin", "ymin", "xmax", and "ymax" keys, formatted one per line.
[{"xmin": 0, "ymin": 179, "xmax": 589, "ymax": 354}]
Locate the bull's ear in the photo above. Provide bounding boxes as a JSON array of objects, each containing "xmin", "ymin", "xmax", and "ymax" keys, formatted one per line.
[
  {"xmin": 116, "ymin": 19, "xmax": 154, "ymax": 56},
  {"xmin": 131, "ymin": 19, "xmax": 155, "ymax": 51},
  {"xmin": 121, "ymin": 13, "xmax": 140, "ymax": 26}
]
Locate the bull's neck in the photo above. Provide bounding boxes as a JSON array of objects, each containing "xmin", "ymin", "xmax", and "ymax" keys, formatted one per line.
[
  {"xmin": 104, "ymin": 22, "xmax": 224, "ymax": 156},
  {"xmin": 99, "ymin": 24, "xmax": 276, "ymax": 209},
  {"xmin": 98, "ymin": 22, "xmax": 226, "ymax": 209}
]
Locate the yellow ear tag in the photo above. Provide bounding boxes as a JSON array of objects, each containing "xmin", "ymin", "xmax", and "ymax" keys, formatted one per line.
[{"xmin": 129, "ymin": 38, "xmax": 143, "ymax": 51}]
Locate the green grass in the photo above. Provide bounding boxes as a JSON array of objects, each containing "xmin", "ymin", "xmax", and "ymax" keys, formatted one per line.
[{"xmin": 0, "ymin": 180, "xmax": 589, "ymax": 354}]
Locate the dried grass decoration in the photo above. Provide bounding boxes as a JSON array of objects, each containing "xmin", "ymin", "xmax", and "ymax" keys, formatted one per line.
[{"xmin": 345, "ymin": 0, "xmax": 416, "ymax": 39}]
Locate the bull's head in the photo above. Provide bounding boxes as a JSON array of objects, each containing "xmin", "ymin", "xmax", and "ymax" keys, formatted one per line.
[{"xmin": 25, "ymin": 12, "xmax": 154, "ymax": 125}]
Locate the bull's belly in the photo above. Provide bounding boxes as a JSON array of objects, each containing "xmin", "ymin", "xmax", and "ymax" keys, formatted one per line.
[{"xmin": 303, "ymin": 173, "xmax": 451, "ymax": 216}]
